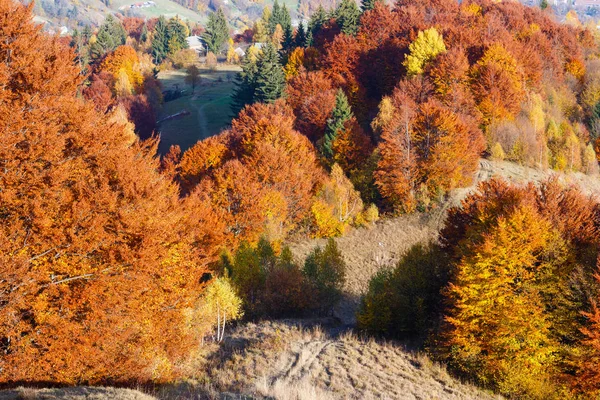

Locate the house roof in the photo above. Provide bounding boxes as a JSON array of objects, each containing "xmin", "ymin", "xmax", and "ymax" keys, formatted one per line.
[{"xmin": 186, "ymin": 36, "xmax": 205, "ymax": 49}]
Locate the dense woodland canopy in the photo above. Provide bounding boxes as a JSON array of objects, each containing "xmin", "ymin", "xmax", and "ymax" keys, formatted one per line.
[
  {"xmin": 0, "ymin": 0, "xmax": 224, "ymax": 383},
  {"xmin": 5, "ymin": 0, "xmax": 600, "ymax": 397}
]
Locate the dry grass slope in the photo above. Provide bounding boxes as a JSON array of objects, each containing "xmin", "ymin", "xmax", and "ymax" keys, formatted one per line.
[
  {"xmin": 290, "ymin": 159, "xmax": 600, "ymax": 325},
  {"xmin": 193, "ymin": 320, "xmax": 501, "ymax": 400}
]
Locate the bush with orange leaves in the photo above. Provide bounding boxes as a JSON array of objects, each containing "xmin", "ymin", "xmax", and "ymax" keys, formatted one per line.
[{"xmin": 0, "ymin": 0, "xmax": 222, "ymax": 384}]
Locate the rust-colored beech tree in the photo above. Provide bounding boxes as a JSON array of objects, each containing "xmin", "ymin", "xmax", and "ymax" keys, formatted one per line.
[
  {"xmin": 286, "ymin": 71, "xmax": 337, "ymax": 141},
  {"xmin": 179, "ymin": 101, "xmax": 326, "ymax": 246},
  {"xmin": 0, "ymin": 0, "xmax": 219, "ymax": 384},
  {"xmin": 374, "ymin": 85, "xmax": 484, "ymax": 212}
]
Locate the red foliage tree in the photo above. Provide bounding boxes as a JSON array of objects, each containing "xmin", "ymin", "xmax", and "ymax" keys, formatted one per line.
[
  {"xmin": 83, "ymin": 71, "xmax": 114, "ymax": 113},
  {"xmin": 122, "ymin": 17, "xmax": 145, "ymax": 40},
  {"xmin": 286, "ymin": 71, "xmax": 337, "ymax": 141}
]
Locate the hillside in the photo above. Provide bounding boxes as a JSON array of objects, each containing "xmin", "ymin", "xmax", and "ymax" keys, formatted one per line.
[
  {"xmin": 5, "ymin": 0, "xmax": 600, "ymax": 396},
  {"xmin": 4, "ymin": 159, "xmax": 594, "ymax": 400},
  {"xmin": 25, "ymin": 0, "xmax": 311, "ymax": 31},
  {"xmin": 290, "ymin": 159, "xmax": 600, "ymax": 325},
  {"xmin": 2, "ymin": 322, "xmax": 500, "ymax": 400}
]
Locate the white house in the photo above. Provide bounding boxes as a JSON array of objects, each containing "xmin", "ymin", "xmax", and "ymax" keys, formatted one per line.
[{"xmin": 186, "ymin": 36, "xmax": 206, "ymax": 55}]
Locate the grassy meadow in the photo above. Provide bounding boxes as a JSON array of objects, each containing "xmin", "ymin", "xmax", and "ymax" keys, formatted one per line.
[{"xmin": 156, "ymin": 65, "xmax": 240, "ymax": 155}]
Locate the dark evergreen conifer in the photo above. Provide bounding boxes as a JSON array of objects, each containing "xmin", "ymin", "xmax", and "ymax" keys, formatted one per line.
[
  {"xmin": 295, "ymin": 22, "xmax": 306, "ymax": 48},
  {"xmin": 231, "ymin": 54, "xmax": 259, "ymax": 115},
  {"xmin": 254, "ymin": 43, "xmax": 286, "ymax": 103},
  {"xmin": 322, "ymin": 89, "xmax": 353, "ymax": 159},
  {"xmin": 203, "ymin": 8, "xmax": 228, "ymax": 54},
  {"xmin": 335, "ymin": 0, "xmax": 361, "ymax": 35},
  {"xmin": 151, "ymin": 16, "xmax": 169, "ymax": 63}
]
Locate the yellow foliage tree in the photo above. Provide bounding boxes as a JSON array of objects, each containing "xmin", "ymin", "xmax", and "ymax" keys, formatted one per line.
[
  {"xmin": 311, "ymin": 164, "xmax": 369, "ymax": 237},
  {"xmin": 198, "ymin": 277, "xmax": 243, "ymax": 342},
  {"xmin": 272, "ymin": 24, "xmax": 284, "ymax": 49},
  {"xmin": 226, "ymin": 38, "xmax": 239, "ymax": 64},
  {"xmin": 284, "ymin": 47, "xmax": 305, "ymax": 79},
  {"xmin": 100, "ymin": 45, "xmax": 143, "ymax": 96},
  {"xmin": 371, "ymin": 96, "xmax": 395, "ymax": 137},
  {"xmin": 443, "ymin": 205, "xmax": 561, "ymax": 398},
  {"xmin": 403, "ymin": 28, "xmax": 446, "ymax": 76}
]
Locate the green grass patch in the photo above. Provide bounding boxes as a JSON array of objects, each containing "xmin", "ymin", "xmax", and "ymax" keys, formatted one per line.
[
  {"xmin": 111, "ymin": 0, "xmax": 205, "ymax": 22},
  {"xmin": 156, "ymin": 68, "xmax": 239, "ymax": 154}
]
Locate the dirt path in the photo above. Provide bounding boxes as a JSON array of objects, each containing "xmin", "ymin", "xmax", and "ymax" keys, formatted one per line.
[
  {"xmin": 276, "ymin": 340, "xmax": 332, "ymax": 385},
  {"xmin": 235, "ymin": 322, "xmax": 500, "ymax": 400},
  {"xmin": 188, "ymin": 95, "xmax": 209, "ymax": 139}
]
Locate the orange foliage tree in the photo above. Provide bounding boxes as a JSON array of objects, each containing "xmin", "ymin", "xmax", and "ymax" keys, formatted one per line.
[
  {"xmin": 470, "ymin": 43, "xmax": 525, "ymax": 126},
  {"xmin": 374, "ymin": 85, "xmax": 484, "ymax": 212},
  {"xmin": 285, "ymin": 70, "xmax": 337, "ymax": 141},
  {"xmin": 179, "ymin": 101, "xmax": 326, "ymax": 246},
  {"xmin": 0, "ymin": 0, "xmax": 219, "ymax": 384}
]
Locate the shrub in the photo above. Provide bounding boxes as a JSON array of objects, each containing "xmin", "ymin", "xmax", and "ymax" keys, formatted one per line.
[
  {"xmin": 303, "ymin": 239, "xmax": 347, "ymax": 314},
  {"xmin": 219, "ymin": 238, "xmax": 314, "ymax": 318},
  {"xmin": 206, "ymin": 51, "xmax": 218, "ymax": 70},
  {"xmin": 357, "ymin": 244, "xmax": 448, "ymax": 339},
  {"xmin": 261, "ymin": 247, "xmax": 315, "ymax": 317},
  {"xmin": 170, "ymin": 48, "xmax": 198, "ymax": 69},
  {"xmin": 490, "ymin": 142, "xmax": 506, "ymax": 160}
]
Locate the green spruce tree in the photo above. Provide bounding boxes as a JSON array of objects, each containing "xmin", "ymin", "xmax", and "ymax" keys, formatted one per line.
[
  {"xmin": 590, "ymin": 101, "xmax": 600, "ymax": 140},
  {"xmin": 231, "ymin": 54, "xmax": 259, "ymax": 115},
  {"xmin": 335, "ymin": 0, "xmax": 361, "ymax": 35},
  {"xmin": 89, "ymin": 15, "xmax": 126, "ymax": 60},
  {"xmin": 282, "ymin": 25, "xmax": 295, "ymax": 54},
  {"xmin": 308, "ymin": 5, "xmax": 328, "ymax": 40},
  {"xmin": 269, "ymin": 0, "xmax": 281, "ymax": 34},
  {"xmin": 203, "ymin": 8, "xmax": 229, "ymax": 54},
  {"xmin": 151, "ymin": 16, "xmax": 169, "ymax": 64},
  {"xmin": 254, "ymin": 43, "xmax": 286, "ymax": 103},
  {"xmin": 140, "ymin": 23, "xmax": 148, "ymax": 43},
  {"xmin": 166, "ymin": 17, "xmax": 189, "ymax": 54},
  {"xmin": 303, "ymin": 239, "xmax": 346, "ymax": 314},
  {"xmin": 268, "ymin": 0, "xmax": 291, "ymax": 34},
  {"xmin": 280, "ymin": 4, "xmax": 292, "ymax": 31},
  {"xmin": 322, "ymin": 89, "xmax": 353, "ymax": 159},
  {"xmin": 361, "ymin": 0, "xmax": 383, "ymax": 12},
  {"xmin": 295, "ymin": 21, "xmax": 306, "ymax": 48},
  {"xmin": 82, "ymin": 25, "xmax": 92, "ymax": 41},
  {"xmin": 305, "ymin": 28, "xmax": 314, "ymax": 47}
]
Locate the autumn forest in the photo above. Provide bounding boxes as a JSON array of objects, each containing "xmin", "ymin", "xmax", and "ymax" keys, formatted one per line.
[{"xmin": 4, "ymin": 0, "xmax": 600, "ymax": 398}]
